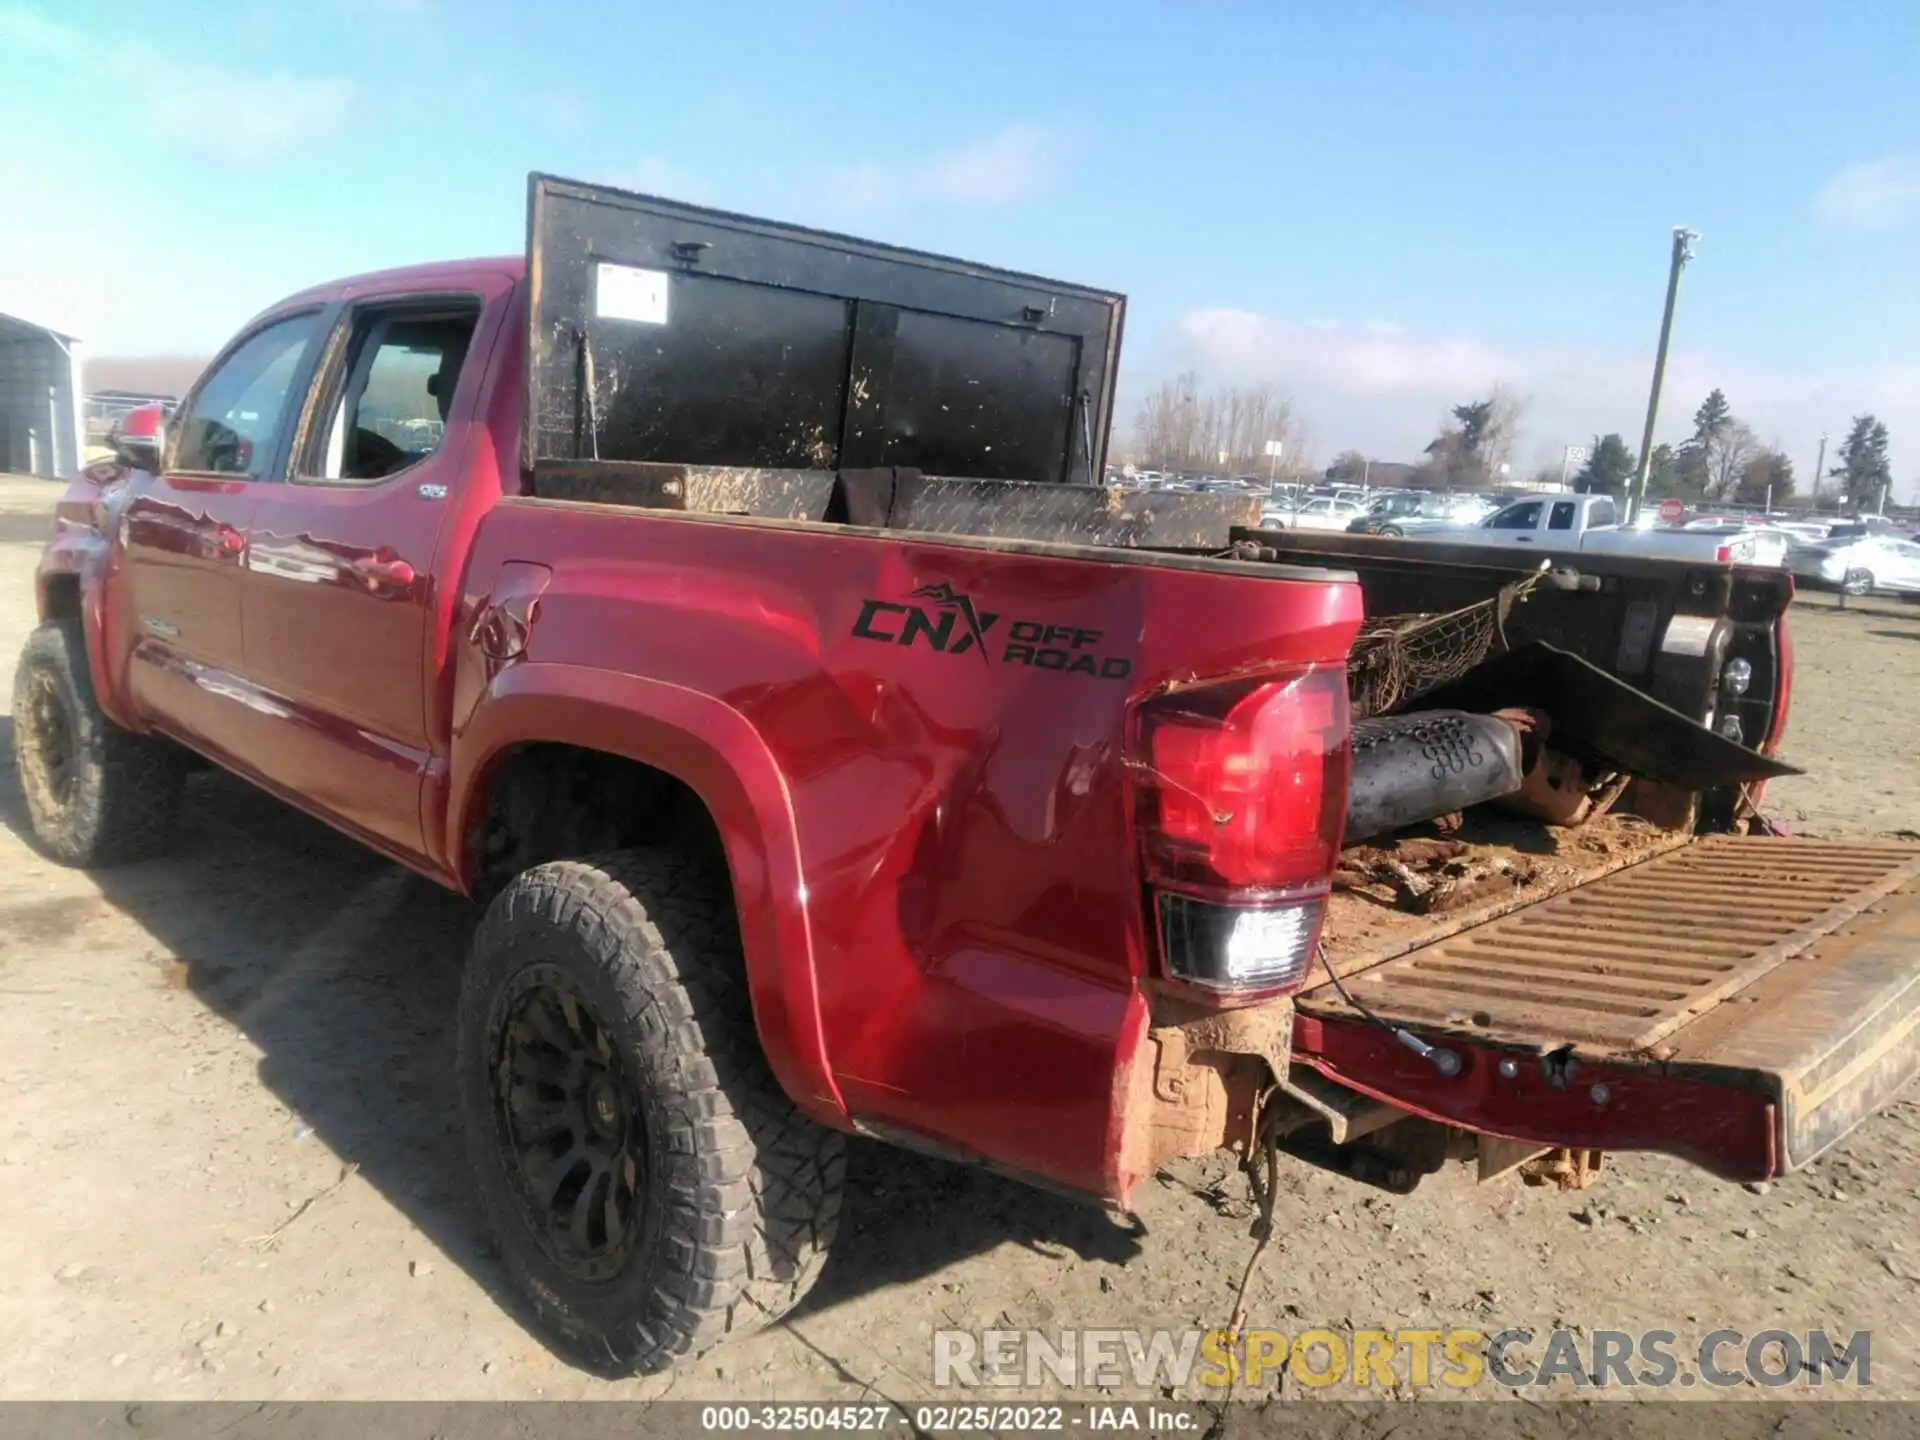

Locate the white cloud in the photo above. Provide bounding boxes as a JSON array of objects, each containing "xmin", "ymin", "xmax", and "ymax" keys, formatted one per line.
[
  {"xmin": 147, "ymin": 71, "xmax": 356, "ymax": 164},
  {"xmin": 823, "ymin": 124, "xmax": 1063, "ymax": 216},
  {"xmin": 3, "ymin": 7, "xmax": 353, "ymax": 163},
  {"xmin": 1149, "ymin": 307, "xmax": 1919, "ymax": 491},
  {"xmin": 1815, "ymin": 157, "xmax": 1920, "ymax": 233},
  {"xmin": 918, "ymin": 124, "xmax": 1059, "ymax": 205}
]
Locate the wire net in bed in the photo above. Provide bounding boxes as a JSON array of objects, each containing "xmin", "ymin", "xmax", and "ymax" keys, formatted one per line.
[{"xmin": 1347, "ymin": 573, "xmax": 1542, "ymax": 718}]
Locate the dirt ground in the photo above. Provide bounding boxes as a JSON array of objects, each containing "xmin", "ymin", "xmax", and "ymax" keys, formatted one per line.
[{"xmin": 0, "ymin": 474, "xmax": 1915, "ymax": 1404}]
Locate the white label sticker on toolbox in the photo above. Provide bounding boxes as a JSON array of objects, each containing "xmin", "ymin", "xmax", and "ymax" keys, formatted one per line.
[
  {"xmin": 1661, "ymin": 614, "xmax": 1717, "ymax": 656},
  {"xmin": 595, "ymin": 264, "xmax": 669, "ymax": 325}
]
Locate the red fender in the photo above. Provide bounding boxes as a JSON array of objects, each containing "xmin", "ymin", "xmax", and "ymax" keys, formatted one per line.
[
  {"xmin": 36, "ymin": 523, "xmax": 137, "ymax": 732},
  {"xmin": 448, "ymin": 661, "xmax": 847, "ymax": 1128}
]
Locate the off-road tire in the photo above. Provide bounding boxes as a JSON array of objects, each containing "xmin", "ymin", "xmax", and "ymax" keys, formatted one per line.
[
  {"xmin": 11, "ymin": 620, "xmax": 183, "ymax": 866},
  {"xmin": 458, "ymin": 849, "xmax": 844, "ymax": 1373},
  {"xmin": 1842, "ymin": 568, "xmax": 1875, "ymax": 597}
]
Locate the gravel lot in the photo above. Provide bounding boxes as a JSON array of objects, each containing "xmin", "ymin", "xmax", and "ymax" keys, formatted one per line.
[{"xmin": 0, "ymin": 475, "xmax": 1914, "ymax": 1405}]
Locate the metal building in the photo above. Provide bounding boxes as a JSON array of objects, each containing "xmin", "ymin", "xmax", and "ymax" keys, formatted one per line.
[{"xmin": 0, "ymin": 307, "xmax": 84, "ymax": 479}]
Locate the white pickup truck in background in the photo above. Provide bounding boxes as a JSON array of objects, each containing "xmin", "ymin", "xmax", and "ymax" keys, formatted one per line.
[{"xmin": 1418, "ymin": 492, "xmax": 1789, "ymax": 565}]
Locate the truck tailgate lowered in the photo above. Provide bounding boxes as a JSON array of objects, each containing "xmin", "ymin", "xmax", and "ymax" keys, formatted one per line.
[{"xmin": 1294, "ymin": 837, "xmax": 1920, "ymax": 1179}]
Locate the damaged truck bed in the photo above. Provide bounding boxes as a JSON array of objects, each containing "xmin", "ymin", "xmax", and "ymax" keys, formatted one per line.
[
  {"xmin": 1296, "ymin": 836, "xmax": 1920, "ymax": 1180},
  {"xmin": 1192, "ymin": 531, "xmax": 1920, "ymax": 1188}
]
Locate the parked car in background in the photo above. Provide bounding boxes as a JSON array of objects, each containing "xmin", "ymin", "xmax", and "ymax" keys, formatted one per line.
[
  {"xmin": 1264, "ymin": 494, "xmax": 1367, "ymax": 531},
  {"xmin": 1677, "ymin": 522, "xmax": 1792, "ymax": 566},
  {"xmin": 1822, "ymin": 518, "xmax": 1906, "ymax": 544},
  {"xmin": 1774, "ymin": 520, "xmax": 1833, "ymax": 545},
  {"xmin": 1790, "ymin": 534, "xmax": 1920, "ymax": 596},
  {"xmin": 1346, "ymin": 491, "xmax": 1428, "ymax": 533},
  {"xmin": 1419, "ymin": 493, "xmax": 1787, "ymax": 564},
  {"xmin": 1349, "ymin": 491, "xmax": 1497, "ymax": 537}
]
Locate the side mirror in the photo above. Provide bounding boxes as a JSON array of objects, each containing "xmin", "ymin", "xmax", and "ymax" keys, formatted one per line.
[{"xmin": 111, "ymin": 403, "xmax": 168, "ymax": 473}]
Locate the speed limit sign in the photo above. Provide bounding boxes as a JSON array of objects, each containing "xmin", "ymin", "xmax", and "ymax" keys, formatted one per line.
[{"xmin": 1658, "ymin": 498, "xmax": 1685, "ymax": 523}]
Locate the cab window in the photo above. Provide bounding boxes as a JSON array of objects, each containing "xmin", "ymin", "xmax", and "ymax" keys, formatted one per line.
[
  {"xmin": 1489, "ymin": 501, "xmax": 1542, "ymax": 530},
  {"xmin": 1548, "ymin": 500, "xmax": 1577, "ymax": 530},
  {"xmin": 303, "ymin": 301, "xmax": 480, "ymax": 484},
  {"xmin": 171, "ymin": 313, "xmax": 323, "ymax": 476}
]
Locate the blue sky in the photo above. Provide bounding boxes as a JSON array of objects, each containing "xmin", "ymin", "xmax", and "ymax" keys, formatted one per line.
[{"xmin": 3, "ymin": 0, "xmax": 1917, "ymax": 489}]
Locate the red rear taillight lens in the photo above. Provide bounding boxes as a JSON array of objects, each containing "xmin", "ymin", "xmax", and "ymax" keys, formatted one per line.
[
  {"xmin": 1131, "ymin": 666, "xmax": 1350, "ymax": 891},
  {"xmin": 1128, "ymin": 666, "xmax": 1352, "ymax": 1002}
]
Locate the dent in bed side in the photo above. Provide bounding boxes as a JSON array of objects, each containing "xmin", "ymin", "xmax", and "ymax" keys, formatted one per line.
[{"xmin": 446, "ymin": 659, "xmax": 848, "ymax": 1130}]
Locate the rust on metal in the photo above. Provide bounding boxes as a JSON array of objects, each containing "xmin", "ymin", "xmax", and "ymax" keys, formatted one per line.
[
  {"xmin": 1301, "ymin": 836, "xmax": 1920, "ymax": 1055},
  {"xmin": 1520, "ymin": 1148, "xmax": 1607, "ymax": 1190},
  {"xmin": 1118, "ymin": 1001, "xmax": 1288, "ymax": 1175}
]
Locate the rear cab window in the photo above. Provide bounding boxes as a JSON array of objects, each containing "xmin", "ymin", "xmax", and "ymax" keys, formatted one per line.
[
  {"xmin": 298, "ymin": 299, "xmax": 481, "ymax": 484},
  {"xmin": 1548, "ymin": 500, "xmax": 1577, "ymax": 531}
]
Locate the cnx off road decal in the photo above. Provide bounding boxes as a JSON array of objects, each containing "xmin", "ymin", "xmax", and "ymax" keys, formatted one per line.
[{"xmin": 851, "ymin": 582, "xmax": 1133, "ymax": 680}]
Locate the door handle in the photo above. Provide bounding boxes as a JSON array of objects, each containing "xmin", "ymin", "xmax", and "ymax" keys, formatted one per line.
[{"xmin": 351, "ymin": 557, "xmax": 416, "ymax": 592}]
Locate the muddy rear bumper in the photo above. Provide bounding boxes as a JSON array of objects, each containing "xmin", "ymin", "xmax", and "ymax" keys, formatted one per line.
[
  {"xmin": 1294, "ymin": 840, "xmax": 1920, "ymax": 1182},
  {"xmin": 1677, "ymin": 877, "xmax": 1920, "ymax": 1173}
]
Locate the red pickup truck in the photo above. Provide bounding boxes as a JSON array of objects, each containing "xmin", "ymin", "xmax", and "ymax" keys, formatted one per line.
[{"xmin": 17, "ymin": 177, "xmax": 1920, "ymax": 1373}]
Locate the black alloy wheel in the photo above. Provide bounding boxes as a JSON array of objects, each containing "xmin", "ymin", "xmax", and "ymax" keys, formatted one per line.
[{"xmin": 492, "ymin": 970, "xmax": 646, "ymax": 1282}]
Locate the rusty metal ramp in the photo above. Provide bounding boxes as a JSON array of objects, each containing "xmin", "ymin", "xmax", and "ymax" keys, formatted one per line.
[{"xmin": 1299, "ymin": 836, "xmax": 1920, "ymax": 1055}]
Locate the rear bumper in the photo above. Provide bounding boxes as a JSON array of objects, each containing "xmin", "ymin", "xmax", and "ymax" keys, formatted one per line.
[{"xmin": 1293, "ymin": 846, "xmax": 1920, "ymax": 1182}]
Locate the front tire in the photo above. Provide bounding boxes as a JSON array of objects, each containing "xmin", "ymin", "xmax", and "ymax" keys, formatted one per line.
[
  {"xmin": 11, "ymin": 620, "xmax": 183, "ymax": 866},
  {"xmin": 458, "ymin": 850, "xmax": 844, "ymax": 1373},
  {"xmin": 1841, "ymin": 569, "xmax": 1875, "ymax": 596}
]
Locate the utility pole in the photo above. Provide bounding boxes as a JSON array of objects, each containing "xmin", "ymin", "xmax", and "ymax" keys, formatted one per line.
[
  {"xmin": 1628, "ymin": 227, "xmax": 1700, "ymax": 524},
  {"xmin": 1812, "ymin": 432, "xmax": 1828, "ymax": 511}
]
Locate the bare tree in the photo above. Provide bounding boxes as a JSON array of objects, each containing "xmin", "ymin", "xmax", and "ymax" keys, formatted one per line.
[
  {"xmin": 1131, "ymin": 372, "xmax": 1307, "ymax": 474},
  {"xmin": 1704, "ymin": 420, "xmax": 1761, "ymax": 501},
  {"xmin": 1480, "ymin": 383, "xmax": 1528, "ymax": 481}
]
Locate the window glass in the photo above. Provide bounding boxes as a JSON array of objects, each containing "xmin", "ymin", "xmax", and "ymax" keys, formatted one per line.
[
  {"xmin": 172, "ymin": 313, "xmax": 321, "ymax": 476},
  {"xmin": 1588, "ymin": 498, "xmax": 1618, "ymax": 527},
  {"xmin": 1548, "ymin": 500, "xmax": 1577, "ymax": 531},
  {"xmin": 317, "ymin": 309, "xmax": 478, "ymax": 482},
  {"xmin": 1488, "ymin": 502, "xmax": 1542, "ymax": 530}
]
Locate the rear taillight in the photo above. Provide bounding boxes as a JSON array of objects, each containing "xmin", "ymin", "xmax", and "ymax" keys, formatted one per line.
[
  {"xmin": 1129, "ymin": 667, "xmax": 1351, "ymax": 1000},
  {"xmin": 1714, "ymin": 543, "xmax": 1732, "ymax": 563}
]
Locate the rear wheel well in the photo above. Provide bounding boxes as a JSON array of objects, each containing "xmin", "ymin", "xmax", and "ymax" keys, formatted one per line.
[
  {"xmin": 41, "ymin": 573, "xmax": 81, "ymax": 625},
  {"xmin": 464, "ymin": 744, "xmax": 725, "ymax": 900}
]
